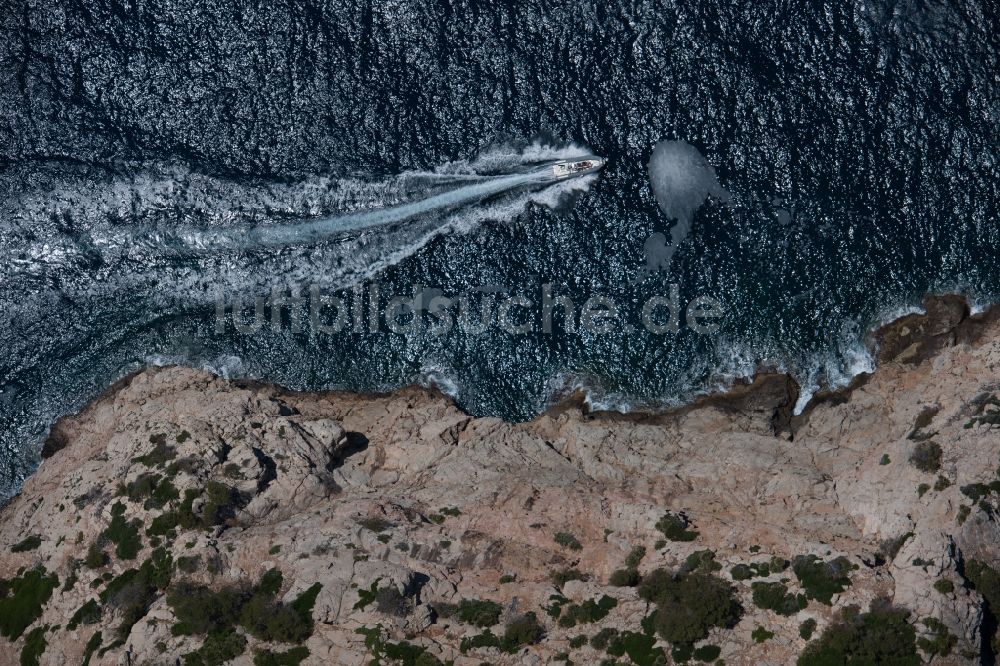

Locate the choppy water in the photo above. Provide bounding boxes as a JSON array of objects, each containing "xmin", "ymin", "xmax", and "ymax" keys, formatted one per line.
[{"xmin": 1, "ymin": 0, "xmax": 998, "ymax": 499}]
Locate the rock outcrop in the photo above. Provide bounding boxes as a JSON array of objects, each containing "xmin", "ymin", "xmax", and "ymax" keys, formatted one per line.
[{"xmin": 2, "ymin": 295, "xmax": 1000, "ymax": 665}]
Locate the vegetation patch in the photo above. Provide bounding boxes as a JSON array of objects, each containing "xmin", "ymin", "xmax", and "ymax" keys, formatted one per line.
[
  {"xmin": 459, "ymin": 612, "xmax": 544, "ymax": 655},
  {"xmin": 637, "ymin": 567, "xmax": 741, "ymax": 651},
  {"xmin": 11, "ymin": 535, "xmax": 42, "ymax": 553},
  {"xmin": 964, "ymin": 560, "xmax": 1000, "ymax": 651},
  {"xmin": 0, "ymin": 566, "xmax": 59, "ymax": 639},
  {"xmin": 455, "ymin": 598, "xmax": 503, "ymax": 627},
  {"xmin": 551, "ymin": 568, "xmax": 588, "ymax": 588},
  {"xmin": 182, "ymin": 631, "xmax": 247, "ymax": 666},
  {"xmin": 933, "ymin": 578, "xmax": 954, "ymax": 594},
  {"xmin": 99, "ymin": 547, "xmax": 173, "ymax": 639},
  {"xmin": 604, "ymin": 630, "xmax": 666, "ymax": 666},
  {"xmin": 655, "ymin": 511, "xmax": 698, "ymax": 542},
  {"xmin": 557, "ymin": 595, "xmax": 618, "ymax": 628},
  {"xmin": 357, "ymin": 516, "xmax": 394, "ymax": 533},
  {"xmin": 792, "ymin": 555, "xmax": 854, "ymax": 605},
  {"xmin": 752, "ymin": 626, "xmax": 774, "ymax": 643},
  {"xmin": 878, "ymin": 532, "xmax": 913, "ymax": 564},
  {"xmin": 909, "ymin": 441, "xmax": 942, "ymax": 473},
  {"xmin": 554, "ymin": 532, "xmax": 583, "ymax": 551},
  {"xmin": 67, "ymin": 599, "xmax": 102, "ymax": 630},
  {"xmin": 682, "ymin": 550, "xmax": 722, "ymax": 574},
  {"xmin": 253, "ymin": 646, "xmax": 310, "ymax": 666},
  {"xmin": 797, "ymin": 602, "xmax": 919, "ymax": 666},
  {"xmin": 19, "ymin": 625, "xmax": 47, "ymax": 666},
  {"xmin": 103, "ymin": 502, "xmax": 142, "ymax": 560},
  {"xmin": 82, "ymin": 631, "xmax": 102, "ymax": 666},
  {"xmin": 916, "ymin": 617, "xmax": 957, "ymax": 657},
  {"xmin": 752, "ymin": 581, "xmax": 807, "ymax": 616},
  {"xmin": 609, "ymin": 568, "xmax": 640, "ymax": 587},
  {"xmin": 133, "ymin": 435, "xmax": 177, "ymax": 467},
  {"xmin": 168, "ymin": 569, "xmax": 321, "ymax": 645},
  {"xmin": 799, "ymin": 618, "xmax": 817, "ymax": 640},
  {"xmin": 122, "ymin": 473, "xmax": 180, "ymax": 510},
  {"xmin": 355, "ymin": 625, "xmax": 442, "ymax": 665}
]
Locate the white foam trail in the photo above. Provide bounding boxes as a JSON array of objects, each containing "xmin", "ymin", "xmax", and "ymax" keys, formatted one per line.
[{"xmin": 127, "ymin": 169, "xmax": 561, "ymax": 254}]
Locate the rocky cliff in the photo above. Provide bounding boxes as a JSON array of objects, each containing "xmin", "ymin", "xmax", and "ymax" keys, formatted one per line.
[{"xmin": 2, "ymin": 295, "xmax": 1000, "ymax": 666}]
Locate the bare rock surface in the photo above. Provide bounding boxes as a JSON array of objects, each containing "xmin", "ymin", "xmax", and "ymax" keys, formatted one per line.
[{"xmin": 2, "ymin": 296, "xmax": 1000, "ymax": 665}]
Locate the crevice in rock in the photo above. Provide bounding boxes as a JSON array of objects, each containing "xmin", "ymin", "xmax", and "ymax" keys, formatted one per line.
[
  {"xmin": 251, "ymin": 447, "xmax": 278, "ymax": 492},
  {"xmin": 329, "ymin": 431, "xmax": 369, "ymax": 471}
]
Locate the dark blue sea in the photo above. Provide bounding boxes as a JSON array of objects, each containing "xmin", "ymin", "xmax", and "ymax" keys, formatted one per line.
[{"xmin": 0, "ymin": 0, "xmax": 997, "ymax": 499}]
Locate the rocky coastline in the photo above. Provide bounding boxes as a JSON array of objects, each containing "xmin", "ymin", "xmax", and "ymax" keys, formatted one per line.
[{"xmin": 2, "ymin": 294, "xmax": 1000, "ymax": 665}]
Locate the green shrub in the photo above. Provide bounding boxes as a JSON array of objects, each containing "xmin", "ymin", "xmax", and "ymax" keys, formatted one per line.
[
  {"xmin": 752, "ymin": 626, "xmax": 774, "ymax": 643},
  {"xmin": 879, "ymin": 454, "xmax": 891, "ymax": 465},
  {"xmin": 751, "ymin": 581, "xmax": 807, "ymax": 616},
  {"xmin": 609, "ymin": 568, "xmax": 640, "ymax": 587},
  {"xmin": 242, "ymin": 582, "xmax": 321, "ymax": 643},
  {"xmin": 357, "ymin": 516, "xmax": 393, "ymax": 532},
  {"xmin": 19, "ymin": 625, "xmax": 47, "ymax": 666},
  {"xmin": 934, "ymin": 475, "xmax": 952, "ymax": 491},
  {"xmin": 456, "ymin": 598, "xmax": 503, "ymax": 627},
  {"xmin": 543, "ymin": 593, "xmax": 568, "ymax": 620},
  {"xmin": 85, "ymin": 542, "xmax": 109, "ymax": 569},
  {"xmin": 625, "ymin": 546, "xmax": 646, "ymax": 569},
  {"xmin": 730, "ymin": 563, "xmax": 753, "ymax": 581},
  {"xmin": 797, "ymin": 602, "xmax": 919, "ymax": 666},
  {"xmin": 909, "ymin": 406, "xmax": 939, "ymax": 435},
  {"xmin": 910, "ymin": 441, "xmax": 942, "ymax": 473},
  {"xmin": 792, "ymin": 555, "xmax": 853, "ymax": 605},
  {"xmin": 692, "ymin": 644, "xmax": 721, "ymax": 661},
  {"xmin": 374, "ymin": 586, "xmax": 411, "ymax": 617},
  {"xmin": 100, "ymin": 549, "xmax": 173, "ymax": 639},
  {"xmin": 916, "ymin": 617, "xmax": 957, "ymax": 656},
  {"xmin": 177, "ymin": 556, "xmax": 200, "ymax": 573},
  {"xmin": 770, "ymin": 555, "xmax": 790, "ymax": 572},
  {"xmin": 68, "ymin": 599, "xmax": 102, "ymax": 630},
  {"xmin": 957, "ymin": 505, "xmax": 971, "ymax": 525},
  {"xmin": 133, "ymin": 436, "xmax": 177, "ymax": 466},
  {"xmin": 182, "ymin": 630, "xmax": 246, "ymax": 666},
  {"xmin": 917, "ymin": 483, "xmax": 930, "ymax": 497},
  {"xmin": 933, "ymin": 578, "xmax": 954, "ymax": 594},
  {"xmin": 557, "ymin": 595, "xmax": 617, "ymax": 628},
  {"xmin": 253, "ymin": 647, "xmax": 310, "ymax": 666},
  {"xmin": 201, "ymin": 481, "xmax": 240, "ymax": 527},
  {"xmin": 569, "ymin": 634, "xmax": 588, "ymax": 648},
  {"xmin": 82, "ymin": 631, "xmax": 102, "ymax": 666},
  {"xmin": 799, "ymin": 618, "xmax": 817, "ymax": 640},
  {"xmin": 502, "ymin": 612, "xmax": 544, "ymax": 651},
  {"xmin": 590, "ymin": 627, "xmax": 618, "ymax": 649},
  {"xmin": 606, "ymin": 630, "xmax": 666, "ymax": 665},
  {"xmin": 637, "ymin": 568, "xmax": 741, "ymax": 647},
  {"xmin": 0, "ymin": 567, "xmax": 59, "ymax": 639},
  {"xmin": 459, "ymin": 629, "xmax": 501, "ymax": 654},
  {"xmin": 499, "ymin": 574, "xmax": 515, "ymax": 584},
  {"xmin": 683, "ymin": 549, "xmax": 721, "ymax": 573},
  {"xmin": 965, "ymin": 560, "xmax": 1000, "ymax": 610},
  {"xmin": 655, "ymin": 512, "xmax": 698, "ymax": 541},
  {"xmin": 554, "ymin": 532, "xmax": 583, "ymax": 551},
  {"xmin": 11, "ymin": 535, "xmax": 42, "ymax": 553},
  {"xmin": 959, "ymin": 481, "xmax": 1000, "ymax": 501},
  {"xmin": 551, "ymin": 568, "xmax": 587, "ymax": 588},
  {"xmin": 103, "ymin": 503, "xmax": 142, "ymax": 560},
  {"xmin": 878, "ymin": 532, "xmax": 913, "ymax": 563}
]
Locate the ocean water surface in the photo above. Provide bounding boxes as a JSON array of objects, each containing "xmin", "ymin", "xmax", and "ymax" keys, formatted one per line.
[{"xmin": 0, "ymin": 0, "xmax": 997, "ymax": 499}]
